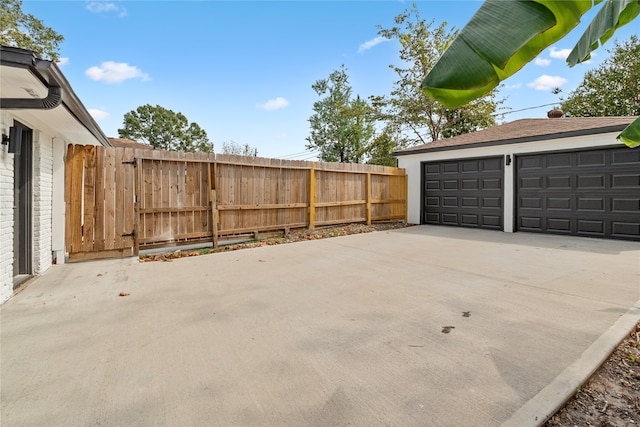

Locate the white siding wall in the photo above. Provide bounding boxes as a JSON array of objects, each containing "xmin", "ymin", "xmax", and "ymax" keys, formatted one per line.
[
  {"xmin": 397, "ymin": 132, "xmax": 622, "ymax": 227},
  {"xmin": 1, "ymin": 114, "xmax": 15, "ymax": 303}
]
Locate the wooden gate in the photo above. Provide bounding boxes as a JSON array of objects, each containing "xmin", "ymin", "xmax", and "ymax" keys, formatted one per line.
[{"xmin": 65, "ymin": 145, "xmax": 137, "ymax": 261}]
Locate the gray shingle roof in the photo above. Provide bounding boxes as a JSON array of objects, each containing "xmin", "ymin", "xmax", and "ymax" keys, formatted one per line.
[{"xmin": 393, "ymin": 116, "xmax": 637, "ymax": 156}]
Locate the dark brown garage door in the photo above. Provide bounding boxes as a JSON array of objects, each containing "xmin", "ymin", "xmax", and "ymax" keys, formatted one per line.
[
  {"xmin": 422, "ymin": 157, "xmax": 503, "ymax": 230},
  {"xmin": 516, "ymin": 147, "xmax": 640, "ymax": 241}
]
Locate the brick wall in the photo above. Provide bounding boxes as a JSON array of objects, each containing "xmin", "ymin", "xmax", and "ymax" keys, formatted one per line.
[
  {"xmin": 0, "ymin": 116, "xmax": 15, "ymax": 303},
  {"xmin": 33, "ymin": 131, "xmax": 53, "ymax": 275}
]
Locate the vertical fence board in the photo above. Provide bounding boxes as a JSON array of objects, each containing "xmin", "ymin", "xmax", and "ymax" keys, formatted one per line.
[
  {"xmin": 104, "ymin": 147, "xmax": 116, "ymax": 250},
  {"xmin": 94, "ymin": 146, "xmax": 106, "ymax": 251}
]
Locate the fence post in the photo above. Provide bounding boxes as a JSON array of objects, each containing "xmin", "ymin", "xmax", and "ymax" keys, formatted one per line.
[
  {"xmin": 208, "ymin": 162, "xmax": 219, "ymax": 248},
  {"xmin": 308, "ymin": 162, "xmax": 317, "ymax": 229},
  {"xmin": 133, "ymin": 157, "xmax": 141, "ymax": 256},
  {"xmin": 366, "ymin": 172, "xmax": 372, "ymax": 225},
  {"xmin": 211, "ymin": 189, "xmax": 218, "ymax": 248}
]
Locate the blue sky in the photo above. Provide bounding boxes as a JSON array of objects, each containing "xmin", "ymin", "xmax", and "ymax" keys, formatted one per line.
[{"xmin": 23, "ymin": 0, "xmax": 638, "ymax": 160}]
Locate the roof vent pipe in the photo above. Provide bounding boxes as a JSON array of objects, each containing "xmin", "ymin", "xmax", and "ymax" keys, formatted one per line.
[
  {"xmin": 547, "ymin": 109, "xmax": 564, "ymax": 118},
  {"xmin": 0, "ymin": 85, "xmax": 62, "ymax": 110}
]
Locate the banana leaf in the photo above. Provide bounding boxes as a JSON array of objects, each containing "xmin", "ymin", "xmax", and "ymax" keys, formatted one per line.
[
  {"xmin": 421, "ymin": 0, "xmax": 639, "ymax": 147},
  {"xmin": 617, "ymin": 117, "xmax": 640, "ymax": 148},
  {"xmin": 568, "ymin": 0, "xmax": 640, "ymax": 65}
]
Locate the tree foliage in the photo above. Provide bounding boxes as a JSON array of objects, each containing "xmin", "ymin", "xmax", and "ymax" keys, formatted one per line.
[
  {"xmin": 561, "ymin": 35, "xmax": 640, "ymax": 117},
  {"xmin": 221, "ymin": 141, "xmax": 258, "ymax": 157},
  {"xmin": 118, "ymin": 104, "xmax": 213, "ymax": 153},
  {"xmin": 306, "ymin": 66, "xmax": 375, "ymax": 163},
  {"xmin": 0, "ymin": 0, "xmax": 64, "ymax": 61},
  {"xmin": 373, "ymin": 6, "xmax": 499, "ymax": 146}
]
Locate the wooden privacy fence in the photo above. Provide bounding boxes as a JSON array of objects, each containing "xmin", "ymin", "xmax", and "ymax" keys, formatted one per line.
[{"xmin": 65, "ymin": 145, "xmax": 407, "ymax": 261}]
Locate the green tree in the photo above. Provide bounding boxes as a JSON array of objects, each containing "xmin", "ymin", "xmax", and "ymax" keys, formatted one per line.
[
  {"xmin": 0, "ymin": 0, "xmax": 64, "ymax": 61},
  {"xmin": 221, "ymin": 141, "xmax": 258, "ymax": 157},
  {"xmin": 562, "ymin": 35, "xmax": 640, "ymax": 117},
  {"xmin": 306, "ymin": 66, "xmax": 375, "ymax": 163},
  {"xmin": 372, "ymin": 6, "xmax": 499, "ymax": 146},
  {"xmin": 367, "ymin": 125, "xmax": 400, "ymax": 167},
  {"xmin": 118, "ymin": 104, "xmax": 213, "ymax": 153},
  {"xmin": 421, "ymin": 0, "xmax": 640, "ymax": 147}
]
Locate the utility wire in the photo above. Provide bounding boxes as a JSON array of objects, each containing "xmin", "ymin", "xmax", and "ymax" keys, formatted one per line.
[{"xmin": 494, "ymin": 102, "xmax": 558, "ymax": 116}]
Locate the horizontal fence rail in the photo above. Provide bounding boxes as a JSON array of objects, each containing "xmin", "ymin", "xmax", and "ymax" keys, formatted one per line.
[{"xmin": 65, "ymin": 145, "xmax": 407, "ymax": 259}]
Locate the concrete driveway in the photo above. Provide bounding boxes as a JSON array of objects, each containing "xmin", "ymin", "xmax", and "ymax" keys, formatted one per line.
[{"xmin": 2, "ymin": 226, "xmax": 639, "ymax": 427}]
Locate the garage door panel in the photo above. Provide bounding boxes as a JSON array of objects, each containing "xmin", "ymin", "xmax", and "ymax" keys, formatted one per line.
[
  {"xmin": 578, "ymin": 198, "xmax": 605, "ymax": 211},
  {"xmin": 482, "ymin": 215, "xmax": 501, "ymax": 227},
  {"xmin": 425, "ymin": 212, "xmax": 440, "ymax": 223},
  {"xmin": 461, "ymin": 161, "xmax": 480, "ymax": 173},
  {"xmin": 443, "ymin": 180, "xmax": 458, "ymax": 190},
  {"xmin": 462, "ymin": 179, "xmax": 478, "ymax": 189},
  {"xmin": 482, "ymin": 197, "xmax": 501, "ymax": 208},
  {"xmin": 442, "ymin": 213, "xmax": 458, "ymax": 225},
  {"xmin": 578, "ymin": 175, "xmax": 605, "ymax": 188},
  {"xmin": 425, "ymin": 196, "xmax": 439, "ymax": 207},
  {"xmin": 521, "ymin": 198, "xmax": 541, "ymax": 208},
  {"xmin": 612, "ymin": 174, "xmax": 640, "ymax": 188},
  {"xmin": 547, "ymin": 175, "xmax": 572, "ymax": 189},
  {"xmin": 578, "ymin": 151, "xmax": 606, "ymax": 167},
  {"xmin": 520, "ymin": 217, "xmax": 542, "ymax": 230},
  {"xmin": 443, "ymin": 163, "xmax": 459, "ymax": 174},
  {"xmin": 577, "ymin": 220, "xmax": 604, "ymax": 234},
  {"xmin": 425, "ymin": 164, "xmax": 440, "ymax": 175},
  {"xmin": 423, "ymin": 156, "xmax": 503, "ymax": 230},
  {"xmin": 462, "ymin": 197, "xmax": 479, "ymax": 207},
  {"xmin": 520, "ymin": 157, "xmax": 543, "ymax": 170},
  {"xmin": 461, "ymin": 214, "xmax": 479, "ymax": 225},
  {"xmin": 547, "ymin": 218, "xmax": 572, "ymax": 232},
  {"xmin": 443, "ymin": 197, "xmax": 458, "ymax": 207},
  {"xmin": 547, "ymin": 197, "xmax": 571, "ymax": 210},
  {"xmin": 425, "ymin": 180, "xmax": 439, "ymax": 190},
  {"xmin": 612, "ymin": 198, "xmax": 640, "ymax": 212},
  {"xmin": 612, "ymin": 149, "xmax": 640, "ymax": 165},
  {"xmin": 482, "ymin": 158, "xmax": 502, "ymax": 172},
  {"xmin": 482, "ymin": 178, "xmax": 502, "ymax": 189},
  {"xmin": 547, "ymin": 153, "xmax": 572, "ymax": 168},
  {"xmin": 520, "ymin": 176, "xmax": 542, "ymax": 189},
  {"xmin": 517, "ymin": 147, "xmax": 640, "ymax": 241},
  {"xmin": 612, "ymin": 222, "xmax": 640, "ymax": 238}
]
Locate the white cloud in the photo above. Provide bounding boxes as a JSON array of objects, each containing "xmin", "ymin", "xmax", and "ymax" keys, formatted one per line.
[
  {"xmin": 527, "ymin": 75, "xmax": 568, "ymax": 91},
  {"xmin": 88, "ymin": 109, "xmax": 109, "ymax": 120},
  {"xmin": 276, "ymin": 133, "xmax": 288, "ymax": 139},
  {"xmin": 358, "ymin": 36, "xmax": 389, "ymax": 53},
  {"xmin": 534, "ymin": 58, "xmax": 551, "ymax": 66},
  {"xmin": 550, "ymin": 46, "xmax": 571, "ymax": 59},
  {"xmin": 85, "ymin": 61, "xmax": 149, "ymax": 84},
  {"xmin": 56, "ymin": 57, "xmax": 70, "ymax": 67},
  {"xmin": 86, "ymin": 1, "xmax": 127, "ymax": 17},
  {"xmin": 257, "ymin": 97, "xmax": 289, "ymax": 111},
  {"xmin": 503, "ymin": 83, "xmax": 522, "ymax": 90}
]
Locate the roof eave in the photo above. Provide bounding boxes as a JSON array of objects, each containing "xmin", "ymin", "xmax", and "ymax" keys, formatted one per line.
[
  {"xmin": 0, "ymin": 45, "xmax": 112, "ymax": 147},
  {"xmin": 393, "ymin": 124, "xmax": 629, "ymax": 157}
]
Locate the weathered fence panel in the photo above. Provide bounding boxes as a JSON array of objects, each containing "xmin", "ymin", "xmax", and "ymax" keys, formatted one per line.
[{"xmin": 65, "ymin": 145, "xmax": 407, "ymax": 260}]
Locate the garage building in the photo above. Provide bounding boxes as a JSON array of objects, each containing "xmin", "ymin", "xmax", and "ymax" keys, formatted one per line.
[{"xmin": 394, "ymin": 116, "xmax": 639, "ymax": 241}]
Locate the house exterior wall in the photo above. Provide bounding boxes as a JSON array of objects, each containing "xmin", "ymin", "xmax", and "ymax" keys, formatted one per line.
[
  {"xmin": 1, "ymin": 112, "xmax": 71, "ymax": 303},
  {"xmin": 32, "ymin": 130, "xmax": 54, "ymax": 275},
  {"xmin": 397, "ymin": 131, "xmax": 622, "ymax": 228},
  {"xmin": 0, "ymin": 114, "xmax": 14, "ymax": 303}
]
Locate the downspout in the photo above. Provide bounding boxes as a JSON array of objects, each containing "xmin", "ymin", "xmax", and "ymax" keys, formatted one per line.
[{"xmin": 0, "ymin": 60, "xmax": 63, "ymax": 110}]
